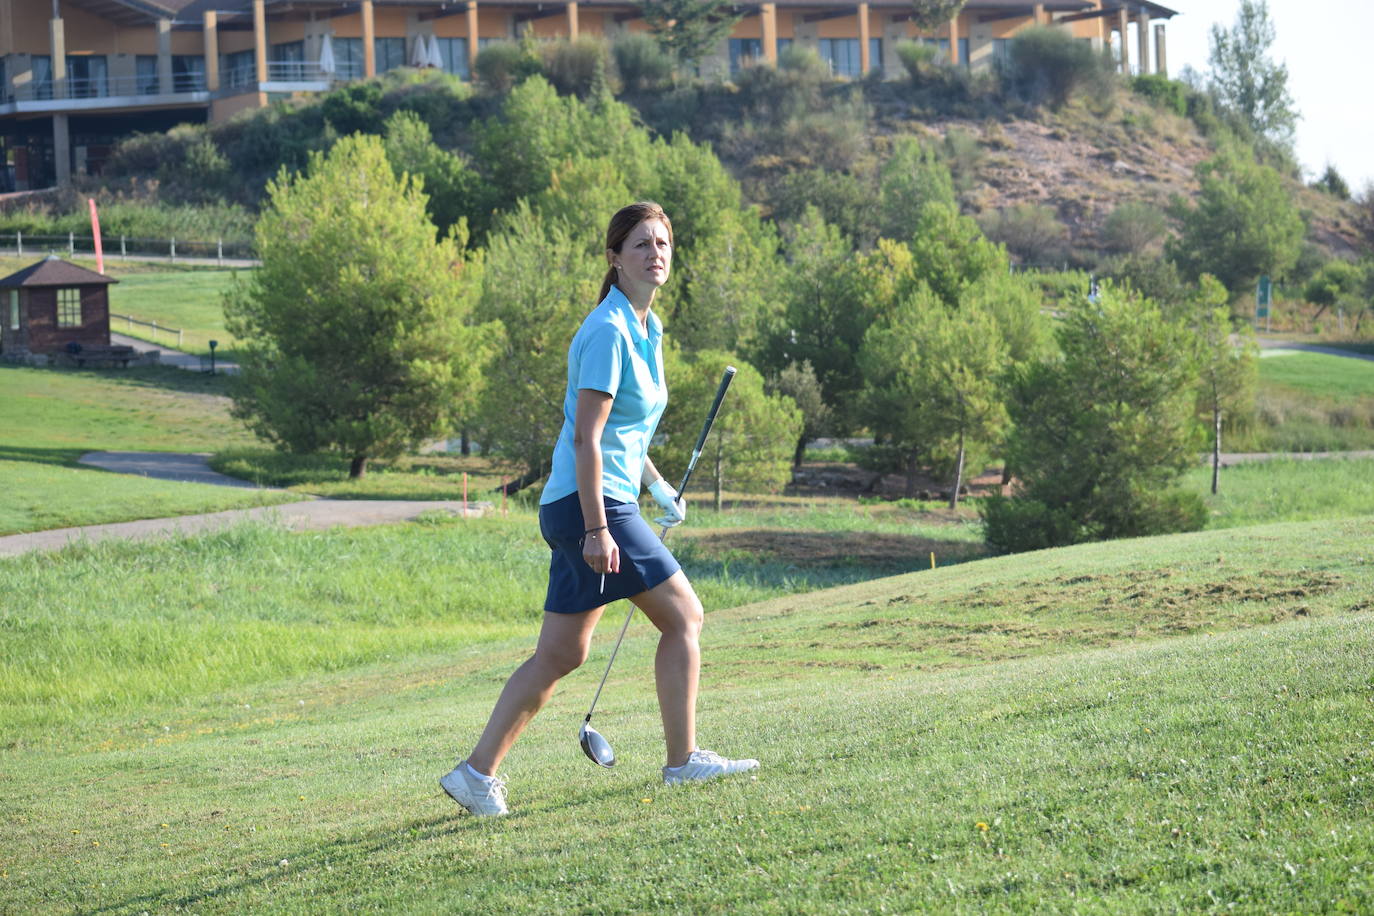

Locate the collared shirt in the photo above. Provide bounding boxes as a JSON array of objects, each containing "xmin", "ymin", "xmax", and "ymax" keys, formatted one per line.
[{"xmin": 540, "ymin": 285, "xmax": 667, "ymax": 505}]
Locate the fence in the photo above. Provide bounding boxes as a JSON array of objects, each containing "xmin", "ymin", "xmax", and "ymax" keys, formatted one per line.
[
  {"xmin": 110, "ymin": 312, "xmax": 184, "ymax": 348},
  {"xmin": 0, "ymin": 233, "xmax": 257, "ymax": 265}
]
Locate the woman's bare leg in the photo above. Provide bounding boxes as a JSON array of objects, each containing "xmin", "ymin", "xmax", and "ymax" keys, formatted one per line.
[
  {"xmin": 467, "ymin": 608, "xmax": 605, "ymax": 775},
  {"xmin": 629, "ymin": 571, "xmax": 703, "ymax": 769}
]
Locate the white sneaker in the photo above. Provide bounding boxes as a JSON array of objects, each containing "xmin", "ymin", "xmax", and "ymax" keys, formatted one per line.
[
  {"xmin": 662, "ymin": 749, "xmax": 760, "ymax": 785},
  {"xmin": 440, "ymin": 760, "xmax": 508, "ymax": 816}
]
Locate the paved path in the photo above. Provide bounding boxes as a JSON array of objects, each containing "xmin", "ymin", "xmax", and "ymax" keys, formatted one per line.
[
  {"xmin": 1213, "ymin": 450, "xmax": 1374, "ymax": 465},
  {"xmin": 0, "ymin": 499, "xmax": 492, "ymax": 558},
  {"xmin": 79, "ymin": 451, "xmax": 261, "ymax": 487},
  {"xmin": 109, "ymin": 331, "xmax": 239, "ymax": 373},
  {"xmin": 1257, "ymin": 340, "xmax": 1374, "ymax": 361}
]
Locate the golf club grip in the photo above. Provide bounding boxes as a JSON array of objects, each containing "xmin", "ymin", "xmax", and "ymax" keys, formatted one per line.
[{"xmin": 676, "ymin": 366, "xmax": 737, "ymax": 495}]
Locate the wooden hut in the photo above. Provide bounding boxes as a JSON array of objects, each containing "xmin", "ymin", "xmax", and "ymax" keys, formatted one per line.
[{"xmin": 0, "ymin": 256, "xmax": 125, "ymax": 365}]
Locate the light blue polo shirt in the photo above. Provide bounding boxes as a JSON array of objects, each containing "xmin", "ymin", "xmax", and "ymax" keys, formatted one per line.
[{"xmin": 540, "ymin": 286, "xmax": 667, "ymax": 506}]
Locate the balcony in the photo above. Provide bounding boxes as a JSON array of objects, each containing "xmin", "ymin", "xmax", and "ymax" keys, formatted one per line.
[
  {"xmin": 221, "ymin": 61, "xmax": 366, "ymax": 94},
  {"xmin": 0, "ymin": 73, "xmax": 210, "ymax": 115}
]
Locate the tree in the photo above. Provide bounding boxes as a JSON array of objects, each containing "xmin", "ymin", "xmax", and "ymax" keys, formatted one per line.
[
  {"xmin": 1190, "ymin": 276, "xmax": 1258, "ymax": 495},
  {"xmin": 859, "ymin": 286, "xmax": 1008, "ymax": 503},
  {"xmin": 657, "ymin": 349, "xmax": 802, "ymax": 509},
  {"xmin": 382, "ymin": 111, "xmax": 483, "ymax": 237},
  {"xmin": 908, "ymin": 202, "xmax": 1007, "ymax": 308},
  {"xmin": 473, "ymin": 202, "xmax": 601, "ymax": 489},
  {"xmin": 1312, "ymin": 164, "xmax": 1351, "ymax": 200},
  {"xmin": 1167, "ymin": 147, "xmax": 1305, "ymax": 296},
  {"xmin": 909, "ymin": 0, "xmax": 965, "ymax": 32},
  {"xmin": 1303, "ymin": 259, "xmax": 1364, "ymax": 323},
  {"xmin": 772, "ymin": 360, "xmax": 833, "ymax": 468},
  {"xmin": 224, "ymin": 134, "xmax": 491, "ymax": 479},
  {"xmin": 878, "ymin": 136, "xmax": 956, "ymax": 243},
  {"xmin": 981, "ymin": 285, "xmax": 1205, "ymax": 552},
  {"xmin": 1207, "ymin": 0, "xmax": 1298, "ymax": 149},
  {"xmin": 641, "ymin": 0, "xmax": 742, "ymax": 72}
]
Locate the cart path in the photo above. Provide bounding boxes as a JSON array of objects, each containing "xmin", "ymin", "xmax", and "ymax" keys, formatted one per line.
[
  {"xmin": 0, "ymin": 498, "xmax": 492, "ymax": 557},
  {"xmin": 79, "ymin": 450, "xmax": 263, "ymax": 487},
  {"xmin": 109, "ymin": 331, "xmax": 240, "ymax": 372}
]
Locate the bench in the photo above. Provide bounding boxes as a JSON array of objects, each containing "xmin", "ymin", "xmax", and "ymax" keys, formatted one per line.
[{"xmin": 65, "ymin": 343, "xmax": 138, "ymax": 368}]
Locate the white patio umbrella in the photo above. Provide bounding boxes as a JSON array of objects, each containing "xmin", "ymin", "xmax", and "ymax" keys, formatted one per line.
[
  {"xmin": 317, "ymin": 35, "xmax": 336, "ymax": 75},
  {"xmin": 427, "ymin": 34, "xmax": 445, "ymax": 71},
  {"xmin": 411, "ymin": 35, "xmax": 431, "ymax": 68}
]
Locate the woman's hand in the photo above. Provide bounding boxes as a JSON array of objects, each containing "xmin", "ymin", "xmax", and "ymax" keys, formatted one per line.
[
  {"xmin": 648, "ymin": 478, "xmax": 686, "ymax": 528},
  {"xmin": 583, "ymin": 528, "xmax": 621, "ymax": 576}
]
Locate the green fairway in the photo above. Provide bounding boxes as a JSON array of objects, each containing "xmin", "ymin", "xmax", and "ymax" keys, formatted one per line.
[
  {"xmin": 1259, "ymin": 351, "xmax": 1374, "ymax": 400},
  {"xmin": 1, "ymin": 515, "xmax": 1371, "ymax": 911},
  {"xmin": 106, "ymin": 269, "xmax": 242, "ymax": 358},
  {"xmin": 0, "ymin": 364, "xmax": 291, "ymax": 532},
  {"xmin": 1190, "ymin": 455, "xmax": 1374, "ymax": 529},
  {"xmin": 1237, "ymin": 352, "xmax": 1374, "ymax": 451}
]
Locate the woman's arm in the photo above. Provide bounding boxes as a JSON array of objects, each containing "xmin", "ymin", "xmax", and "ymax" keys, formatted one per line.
[{"xmin": 574, "ymin": 388, "xmax": 619, "ymax": 575}]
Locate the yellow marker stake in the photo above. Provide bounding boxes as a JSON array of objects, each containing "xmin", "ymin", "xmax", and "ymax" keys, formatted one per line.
[{"xmin": 930, "ymin": 552, "xmax": 936, "ymax": 569}]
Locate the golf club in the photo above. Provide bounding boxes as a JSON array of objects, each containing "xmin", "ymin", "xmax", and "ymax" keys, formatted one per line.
[{"xmin": 579, "ymin": 365, "xmax": 737, "ymax": 768}]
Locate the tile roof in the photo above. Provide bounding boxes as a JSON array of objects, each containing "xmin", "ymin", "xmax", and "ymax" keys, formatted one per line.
[{"xmin": 0, "ymin": 256, "xmax": 119, "ymax": 288}]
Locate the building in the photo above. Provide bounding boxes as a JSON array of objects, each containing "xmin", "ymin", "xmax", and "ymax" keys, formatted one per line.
[
  {"xmin": 0, "ymin": 254, "xmax": 118, "ymax": 361},
  {"xmin": 0, "ymin": 1, "xmax": 1178, "ymax": 190}
]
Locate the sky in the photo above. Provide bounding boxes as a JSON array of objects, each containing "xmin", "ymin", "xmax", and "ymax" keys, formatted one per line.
[{"xmin": 1161, "ymin": 0, "xmax": 1374, "ymax": 192}]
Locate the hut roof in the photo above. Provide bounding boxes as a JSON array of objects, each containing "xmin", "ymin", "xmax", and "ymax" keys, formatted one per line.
[{"xmin": 0, "ymin": 256, "xmax": 118, "ymax": 288}]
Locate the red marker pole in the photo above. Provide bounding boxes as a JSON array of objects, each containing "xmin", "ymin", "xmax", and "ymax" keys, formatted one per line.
[{"xmin": 88, "ymin": 199, "xmax": 105, "ymax": 275}]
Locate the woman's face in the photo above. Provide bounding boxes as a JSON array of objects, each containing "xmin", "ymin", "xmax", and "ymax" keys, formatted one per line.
[{"xmin": 610, "ymin": 218, "xmax": 673, "ymax": 294}]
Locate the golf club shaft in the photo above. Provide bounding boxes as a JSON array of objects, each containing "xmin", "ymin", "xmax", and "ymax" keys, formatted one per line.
[{"xmin": 584, "ymin": 366, "xmax": 738, "ymax": 724}]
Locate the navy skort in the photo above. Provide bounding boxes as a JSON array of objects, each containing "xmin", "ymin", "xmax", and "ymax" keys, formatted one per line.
[{"xmin": 539, "ymin": 491, "xmax": 681, "ymax": 614}]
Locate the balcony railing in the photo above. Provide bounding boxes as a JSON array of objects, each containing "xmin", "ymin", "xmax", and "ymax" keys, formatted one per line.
[
  {"xmin": 222, "ymin": 60, "xmax": 364, "ymax": 90},
  {"xmin": 0, "ymin": 72, "xmax": 208, "ymax": 105}
]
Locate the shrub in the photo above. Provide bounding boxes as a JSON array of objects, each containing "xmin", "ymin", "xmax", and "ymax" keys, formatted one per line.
[
  {"xmin": 777, "ymin": 44, "xmax": 830, "ymax": 80},
  {"xmin": 978, "ymin": 203, "xmax": 1068, "ymax": 266},
  {"xmin": 544, "ymin": 36, "xmax": 613, "ymax": 97},
  {"xmin": 613, "ymin": 32, "xmax": 674, "ymax": 91},
  {"xmin": 894, "ymin": 40, "xmax": 938, "ymax": 84},
  {"xmin": 1312, "ymin": 164, "xmax": 1351, "ymax": 200},
  {"xmin": 320, "ymin": 80, "xmax": 384, "ymax": 135},
  {"xmin": 1131, "ymin": 73, "xmax": 1187, "ymax": 116},
  {"xmin": 941, "ymin": 126, "xmax": 984, "ymax": 190},
  {"xmin": 980, "ymin": 494, "xmax": 1081, "ymax": 554},
  {"xmin": 1101, "ymin": 200, "xmax": 1168, "ymax": 255},
  {"xmin": 1006, "ymin": 26, "xmax": 1113, "ymax": 108},
  {"xmin": 475, "ymin": 40, "xmax": 543, "ymax": 93}
]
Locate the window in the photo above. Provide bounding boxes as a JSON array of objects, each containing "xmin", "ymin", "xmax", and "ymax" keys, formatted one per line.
[
  {"xmin": 173, "ymin": 55, "xmax": 205, "ymax": 92},
  {"xmin": 57, "ymin": 288, "xmax": 81, "ymax": 329},
  {"xmin": 66, "ymin": 55, "xmax": 108, "ymax": 98},
  {"xmin": 729, "ymin": 38, "xmax": 762, "ymax": 75},
  {"xmin": 818, "ymin": 38, "xmax": 861, "ymax": 77},
  {"xmin": 222, "ymin": 50, "xmax": 255, "ymax": 89},
  {"xmin": 32, "ymin": 55, "xmax": 53, "ymax": 100},
  {"xmin": 435, "ymin": 38, "xmax": 470, "ymax": 79},
  {"xmin": 869, "ymin": 38, "xmax": 883, "ymax": 72},
  {"xmin": 375, "ymin": 37, "xmax": 406, "ymax": 73},
  {"xmin": 991, "ymin": 38, "xmax": 1011, "ymax": 68},
  {"xmin": 271, "ymin": 41, "xmax": 307, "ymax": 79},
  {"xmin": 334, "ymin": 38, "xmax": 365, "ymax": 79},
  {"xmin": 136, "ymin": 55, "xmax": 159, "ymax": 94},
  {"xmin": 8, "ymin": 290, "xmax": 17, "ymax": 331}
]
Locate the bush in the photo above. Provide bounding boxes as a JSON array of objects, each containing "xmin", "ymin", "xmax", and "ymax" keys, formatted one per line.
[
  {"xmin": 544, "ymin": 36, "xmax": 612, "ymax": 97},
  {"xmin": 894, "ymin": 40, "xmax": 938, "ymax": 84},
  {"xmin": 475, "ymin": 40, "xmax": 543, "ymax": 93},
  {"xmin": 1006, "ymin": 26, "xmax": 1113, "ymax": 108},
  {"xmin": 980, "ymin": 494, "xmax": 1081, "ymax": 554},
  {"xmin": 613, "ymin": 32, "xmax": 674, "ymax": 91},
  {"xmin": 1131, "ymin": 73, "xmax": 1187, "ymax": 116},
  {"xmin": 777, "ymin": 44, "xmax": 831, "ymax": 80},
  {"xmin": 1312, "ymin": 164, "xmax": 1351, "ymax": 200},
  {"xmin": 1101, "ymin": 200, "xmax": 1168, "ymax": 255},
  {"xmin": 978, "ymin": 203, "xmax": 1068, "ymax": 266}
]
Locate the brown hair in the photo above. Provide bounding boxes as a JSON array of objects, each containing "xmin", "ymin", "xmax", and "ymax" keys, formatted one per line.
[{"xmin": 599, "ymin": 201, "xmax": 674, "ymax": 303}]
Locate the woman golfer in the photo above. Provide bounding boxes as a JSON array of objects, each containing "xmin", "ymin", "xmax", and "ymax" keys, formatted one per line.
[{"xmin": 440, "ymin": 201, "xmax": 758, "ymax": 816}]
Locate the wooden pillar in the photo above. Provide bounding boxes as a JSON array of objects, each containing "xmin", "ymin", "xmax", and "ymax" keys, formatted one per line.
[
  {"xmin": 948, "ymin": 13, "xmax": 959, "ymax": 65},
  {"xmin": 1117, "ymin": 7, "xmax": 1129, "ymax": 74},
  {"xmin": 567, "ymin": 1, "xmax": 579, "ymax": 39},
  {"xmin": 253, "ymin": 0, "xmax": 268, "ymax": 83},
  {"xmin": 858, "ymin": 3, "xmax": 870, "ymax": 73},
  {"xmin": 204, "ymin": 11, "xmax": 220, "ymax": 91},
  {"xmin": 467, "ymin": 1, "xmax": 480, "ymax": 75},
  {"xmin": 157, "ymin": 18, "xmax": 174, "ymax": 93},
  {"xmin": 49, "ymin": 14, "xmax": 66, "ymax": 100},
  {"xmin": 362, "ymin": 0, "xmax": 376, "ymax": 77},
  {"xmin": 1136, "ymin": 7, "xmax": 1150, "ymax": 75},
  {"xmin": 1033, "ymin": 3, "xmax": 1045, "ymax": 26},
  {"xmin": 50, "ymin": 14, "xmax": 70, "ymax": 186},
  {"xmin": 761, "ymin": 3, "xmax": 778, "ymax": 64},
  {"xmin": 1154, "ymin": 23, "xmax": 1167, "ymax": 77}
]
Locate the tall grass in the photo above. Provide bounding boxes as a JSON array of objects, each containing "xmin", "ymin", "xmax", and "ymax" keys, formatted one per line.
[{"xmin": 1192, "ymin": 456, "xmax": 1374, "ymax": 529}]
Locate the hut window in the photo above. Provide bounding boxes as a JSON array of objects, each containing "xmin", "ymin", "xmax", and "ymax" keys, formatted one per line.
[
  {"xmin": 57, "ymin": 288, "xmax": 82, "ymax": 328},
  {"xmin": 7, "ymin": 290, "xmax": 16, "ymax": 330}
]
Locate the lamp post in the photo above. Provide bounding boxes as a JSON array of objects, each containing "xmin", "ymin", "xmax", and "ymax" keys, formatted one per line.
[{"xmin": 209, "ymin": 339, "xmax": 218, "ymax": 375}]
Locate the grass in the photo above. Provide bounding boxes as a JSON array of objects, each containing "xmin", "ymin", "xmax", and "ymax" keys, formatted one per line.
[
  {"xmin": 1192, "ymin": 456, "xmax": 1374, "ymax": 530},
  {"xmin": 1, "ymin": 515, "xmax": 1371, "ymax": 911},
  {"xmin": 105, "ymin": 269, "xmax": 243, "ymax": 358},
  {"xmin": 1227, "ymin": 352, "xmax": 1374, "ymax": 452},
  {"xmin": 0, "ymin": 364, "xmax": 292, "ymax": 533},
  {"xmin": 1258, "ymin": 351, "xmax": 1374, "ymax": 400},
  {"xmin": 209, "ymin": 448, "xmax": 514, "ymax": 501}
]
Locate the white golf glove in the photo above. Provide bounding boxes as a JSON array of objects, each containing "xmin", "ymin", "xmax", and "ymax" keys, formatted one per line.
[{"xmin": 648, "ymin": 478, "xmax": 687, "ymax": 528}]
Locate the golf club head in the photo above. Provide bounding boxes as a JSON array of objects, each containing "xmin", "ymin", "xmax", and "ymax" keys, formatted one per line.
[{"xmin": 579, "ymin": 721, "xmax": 616, "ymax": 768}]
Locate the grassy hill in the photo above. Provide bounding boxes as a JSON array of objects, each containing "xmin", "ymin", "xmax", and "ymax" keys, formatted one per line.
[{"xmin": 2, "ymin": 512, "xmax": 1371, "ymax": 911}]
